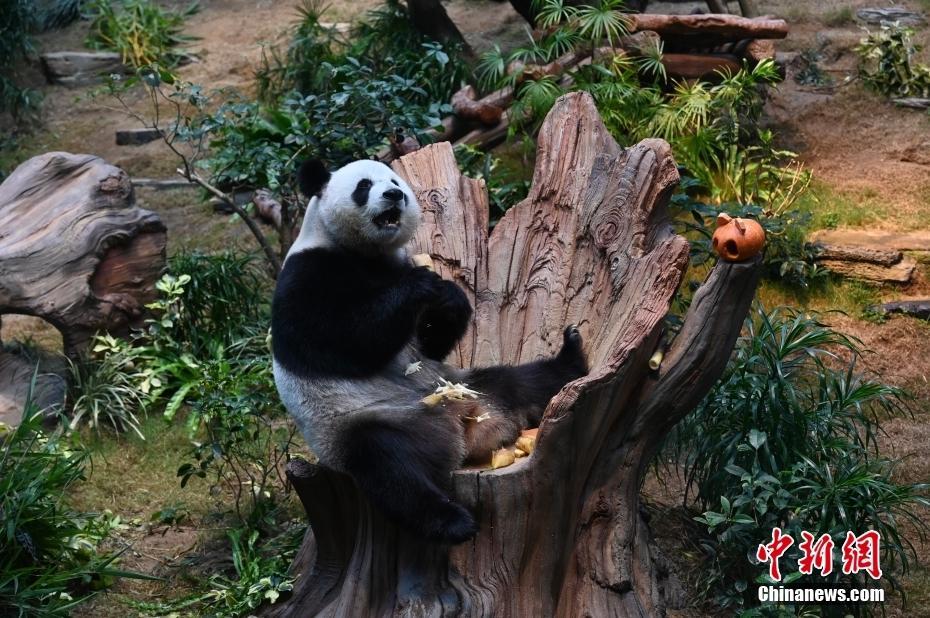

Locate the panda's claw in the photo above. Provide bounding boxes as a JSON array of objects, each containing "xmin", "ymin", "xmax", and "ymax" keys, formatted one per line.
[{"xmin": 426, "ymin": 501, "xmax": 479, "ymax": 544}]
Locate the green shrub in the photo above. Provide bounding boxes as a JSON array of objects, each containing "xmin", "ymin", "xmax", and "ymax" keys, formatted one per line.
[
  {"xmin": 856, "ymin": 23, "xmax": 930, "ymax": 100},
  {"xmin": 672, "ymin": 307, "xmax": 929, "ymax": 614},
  {"xmin": 68, "ymin": 252, "xmax": 270, "ymax": 435},
  {"xmin": 85, "ymin": 0, "xmax": 199, "ymax": 68},
  {"xmin": 454, "ymin": 143, "xmax": 531, "ymax": 219},
  {"xmin": 0, "ymin": 389, "xmax": 140, "ymax": 616},
  {"xmin": 132, "ymin": 523, "xmax": 303, "ymax": 617},
  {"xmin": 672, "ymin": 184, "xmax": 824, "ymax": 288},
  {"xmin": 0, "ymin": 0, "xmax": 42, "ymax": 117},
  {"xmin": 257, "ymin": 0, "xmax": 465, "ymax": 106},
  {"xmin": 177, "ymin": 355, "xmax": 295, "ymax": 528}
]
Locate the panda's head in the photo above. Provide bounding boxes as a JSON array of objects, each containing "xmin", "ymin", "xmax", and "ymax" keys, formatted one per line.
[{"xmin": 293, "ymin": 158, "xmax": 420, "ymax": 256}]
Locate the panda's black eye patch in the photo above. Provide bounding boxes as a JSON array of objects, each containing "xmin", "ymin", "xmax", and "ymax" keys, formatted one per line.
[
  {"xmin": 391, "ymin": 179, "xmax": 399, "ymax": 186},
  {"xmin": 352, "ymin": 179, "xmax": 372, "ymax": 207}
]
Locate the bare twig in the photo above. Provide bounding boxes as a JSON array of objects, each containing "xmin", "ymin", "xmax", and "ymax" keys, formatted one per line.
[{"xmin": 177, "ymin": 168, "xmax": 282, "ymax": 275}]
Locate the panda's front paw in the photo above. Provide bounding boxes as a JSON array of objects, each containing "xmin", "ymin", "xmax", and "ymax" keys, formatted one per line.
[
  {"xmin": 424, "ymin": 500, "xmax": 479, "ymax": 544},
  {"xmin": 407, "ymin": 266, "xmax": 444, "ymax": 302},
  {"xmin": 433, "ymin": 280, "xmax": 472, "ymax": 322}
]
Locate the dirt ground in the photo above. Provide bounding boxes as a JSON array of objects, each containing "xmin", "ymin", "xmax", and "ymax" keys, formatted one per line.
[{"xmin": 3, "ymin": 0, "xmax": 930, "ymax": 615}]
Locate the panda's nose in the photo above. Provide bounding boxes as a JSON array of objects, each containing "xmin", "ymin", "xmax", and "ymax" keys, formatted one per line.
[{"xmin": 383, "ymin": 188, "xmax": 404, "ymax": 202}]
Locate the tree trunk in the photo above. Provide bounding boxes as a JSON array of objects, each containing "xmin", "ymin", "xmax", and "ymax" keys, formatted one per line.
[
  {"xmin": 0, "ymin": 152, "xmax": 166, "ymax": 357},
  {"xmin": 263, "ymin": 92, "xmax": 761, "ymax": 617},
  {"xmin": 736, "ymin": 0, "xmax": 759, "ymax": 17},
  {"xmin": 406, "ymin": 0, "xmax": 473, "ymax": 57}
]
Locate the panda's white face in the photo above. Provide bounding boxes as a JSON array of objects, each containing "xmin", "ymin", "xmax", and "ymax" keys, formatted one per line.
[{"xmin": 295, "ymin": 160, "xmax": 420, "ymax": 257}]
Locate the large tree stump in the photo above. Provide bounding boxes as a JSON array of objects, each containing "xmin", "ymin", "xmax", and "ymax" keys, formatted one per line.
[
  {"xmin": 0, "ymin": 153, "xmax": 166, "ymax": 418},
  {"xmin": 265, "ymin": 92, "xmax": 761, "ymax": 617}
]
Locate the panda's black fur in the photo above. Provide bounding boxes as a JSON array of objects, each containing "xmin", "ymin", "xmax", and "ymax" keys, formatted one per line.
[{"xmin": 272, "ymin": 158, "xmax": 587, "ymax": 544}]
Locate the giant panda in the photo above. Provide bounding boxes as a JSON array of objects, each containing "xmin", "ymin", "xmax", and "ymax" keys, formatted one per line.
[{"xmin": 272, "ymin": 158, "xmax": 588, "ymax": 544}]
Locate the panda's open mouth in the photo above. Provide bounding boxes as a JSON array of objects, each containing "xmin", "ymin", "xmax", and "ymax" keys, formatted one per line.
[{"xmin": 373, "ymin": 206, "xmax": 402, "ymax": 229}]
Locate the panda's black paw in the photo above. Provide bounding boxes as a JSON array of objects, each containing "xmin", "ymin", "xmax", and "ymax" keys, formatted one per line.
[
  {"xmin": 407, "ymin": 266, "xmax": 444, "ymax": 301},
  {"xmin": 424, "ymin": 501, "xmax": 479, "ymax": 545},
  {"xmin": 557, "ymin": 324, "xmax": 588, "ymax": 376},
  {"xmin": 433, "ymin": 280, "xmax": 472, "ymax": 320},
  {"xmin": 563, "ymin": 324, "xmax": 583, "ymax": 347}
]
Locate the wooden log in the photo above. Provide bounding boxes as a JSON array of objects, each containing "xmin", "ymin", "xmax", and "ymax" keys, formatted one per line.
[
  {"xmin": 866, "ymin": 299, "xmax": 930, "ymax": 320},
  {"xmin": 893, "ymin": 97, "xmax": 930, "ymax": 110},
  {"xmin": 131, "ymin": 178, "xmax": 196, "ymax": 190},
  {"xmin": 813, "ymin": 243, "xmax": 903, "ymax": 266},
  {"xmin": 451, "ymin": 85, "xmax": 504, "ymax": 126},
  {"xmin": 0, "ymin": 345, "xmax": 68, "ymax": 427},
  {"xmin": 856, "ymin": 7, "xmax": 926, "ymax": 25},
  {"xmin": 743, "ymin": 38, "xmax": 776, "ymax": 63},
  {"xmin": 810, "ymin": 229, "xmax": 930, "ymax": 252},
  {"xmin": 0, "ymin": 153, "xmax": 167, "ymax": 357},
  {"xmin": 115, "ymin": 128, "xmax": 164, "ymax": 146},
  {"xmin": 662, "ymin": 53, "xmax": 743, "ymax": 79},
  {"xmin": 628, "ymin": 13, "xmax": 789, "ymax": 40},
  {"xmin": 819, "ymin": 257, "xmax": 917, "ymax": 284},
  {"xmin": 261, "ymin": 92, "xmax": 762, "ymax": 618},
  {"xmin": 40, "ymin": 51, "xmax": 128, "ymax": 86}
]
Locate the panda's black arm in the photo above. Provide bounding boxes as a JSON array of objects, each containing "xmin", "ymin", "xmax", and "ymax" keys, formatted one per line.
[
  {"xmin": 416, "ymin": 279, "xmax": 472, "ymax": 361},
  {"xmin": 273, "ymin": 249, "xmax": 442, "ymax": 377}
]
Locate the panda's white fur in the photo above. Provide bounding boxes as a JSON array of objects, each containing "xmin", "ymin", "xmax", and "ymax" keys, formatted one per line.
[
  {"xmin": 271, "ymin": 158, "xmax": 588, "ymax": 544},
  {"xmin": 287, "ymin": 159, "xmax": 420, "ymax": 258}
]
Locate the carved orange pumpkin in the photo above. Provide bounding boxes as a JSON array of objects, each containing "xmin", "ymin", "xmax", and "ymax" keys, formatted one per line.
[{"xmin": 712, "ymin": 213, "xmax": 765, "ymax": 262}]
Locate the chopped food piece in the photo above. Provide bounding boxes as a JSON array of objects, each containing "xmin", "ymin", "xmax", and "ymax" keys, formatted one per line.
[
  {"xmin": 412, "ymin": 253, "xmax": 434, "ymax": 271},
  {"xmin": 490, "ymin": 448, "xmax": 516, "ymax": 469},
  {"xmin": 405, "ymin": 361, "xmax": 423, "ymax": 376},
  {"xmin": 421, "ymin": 378, "xmax": 482, "ymax": 406},
  {"xmin": 516, "ymin": 428, "xmax": 538, "ymax": 455}
]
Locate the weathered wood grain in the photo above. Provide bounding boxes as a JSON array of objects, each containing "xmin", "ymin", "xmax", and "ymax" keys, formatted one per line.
[
  {"xmin": 0, "ymin": 153, "xmax": 167, "ymax": 356},
  {"xmin": 264, "ymin": 92, "xmax": 761, "ymax": 618}
]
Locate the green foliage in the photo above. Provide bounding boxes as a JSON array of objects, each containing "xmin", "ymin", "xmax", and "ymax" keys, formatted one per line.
[
  {"xmin": 255, "ymin": 0, "xmax": 343, "ymax": 103},
  {"xmin": 856, "ymin": 23, "xmax": 930, "ymax": 100},
  {"xmin": 0, "ymin": 391, "xmax": 143, "ymax": 616},
  {"xmin": 68, "ymin": 337, "xmax": 148, "ymax": 438},
  {"xmin": 673, "ymin": 307, "xmax": 929, "ymax": 613},
  {"xmin": 85, "ymin": 0, "xmax": 199, "ymax": 68},
  {"xmin": 36, "ymin": 0, "xmax": 84, "ymax": 30},
  {"xmin": 672, "ymin": 181, "xmax": 824, "ymax": 288},
  {"xmin": 455, "ymin": 143, "xmax": 531, "ymax": 219},
  {"xmin": 255, "ymin": 0, "xmax": 465, "ymax": 106},
  {"xmin": 133, "ymin": 524, "xmax": 303, "ymax": 617},
  {"xmin": 177, "ymin": 355, "xmax": 295, "ymax": 528},
  {"xmin": 68, "ymin": 252, "xmax": 269, "ymax": 436},
  {"xmin": 0, "ymin": 0, "xmax": 42, "ymax": 117}
]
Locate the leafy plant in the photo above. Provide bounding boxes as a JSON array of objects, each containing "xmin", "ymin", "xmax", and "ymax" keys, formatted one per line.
[
  {"xmin": 672, "ymin": 178, "xmax": 823, "ymax": 288},
  {"xmin": 0, "ymin": 0, "xmax": 42, "ymax": 117},
  {"xmin": 132, "ymin": 523, "xmax": 303, "ymax": 617},
  {"xmin": 68, "ymin": 337, "xmax": 148, "ymax": 438},
  {"xmin": 106, "ymin": 0, "xmax": 463, "ymax": 272},
  {"xmin": 0, "ymin": 387, "xmax": 144, "ymax": 616},
  {"xmin": 671, "ymin": 307, "xmax": 928, "ymax": 613},
  {"xmin": 856, "ymin": 23, "xmax": 930, "ymax": 100},
  {"xmin": 85, "ymin": 0, "xmax": 199, "ymax": 68},
  {"xmin": 455, "ymin": 143, "xmax": 531, "ymax": 219},
  {"xmin": 177, "ymin": 355, "xmax": 295, "ymax": 528},
  {"xmin": 68, "ymin": 252, "xmax": 270, "ymax": 435}
]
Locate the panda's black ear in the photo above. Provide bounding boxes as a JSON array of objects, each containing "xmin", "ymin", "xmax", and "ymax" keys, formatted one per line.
[{"xmin": 297, "ymin": 159, "xmax": 331, "ymax": 197}]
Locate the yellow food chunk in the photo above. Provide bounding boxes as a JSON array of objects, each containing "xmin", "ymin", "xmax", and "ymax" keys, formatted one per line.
[{"xmin": 490, "ymin": 448, "xmax": 516, "ymax": 469}]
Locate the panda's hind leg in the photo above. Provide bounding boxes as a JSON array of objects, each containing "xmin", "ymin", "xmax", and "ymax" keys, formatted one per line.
[
  {"xmin": 465, "ymin": 325, "xmax": 588, "ymax": 426},
  {"xmin": 339, "ymin": 411, "xmax": 478, "ymax": 544}
]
